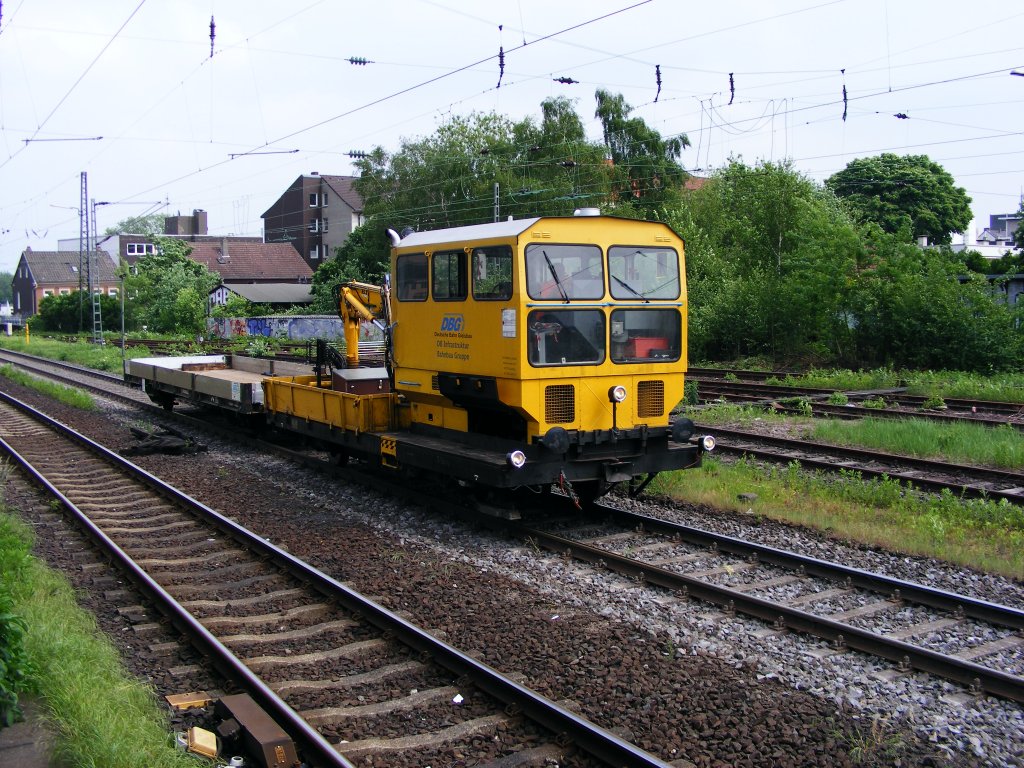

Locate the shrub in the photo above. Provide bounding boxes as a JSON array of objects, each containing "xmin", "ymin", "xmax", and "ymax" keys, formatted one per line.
[{"xmin": 0, "ymin": 587, "xmax": 32, "ymax": 728}]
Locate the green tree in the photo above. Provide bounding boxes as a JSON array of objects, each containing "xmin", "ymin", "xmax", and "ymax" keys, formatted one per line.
[
  {"xmin": 0, "ymin": 272, "xmax": 12, "ymax": 304},
  {"xmin": 210, "ymin": 293, "xmax": 271, "ymax": 319},
  {"xmin": 35, "ymin": 291, "xmax": 121, "ymax": 333},
  {"xmin": 355, "ymin": 112, "xmax": 529, "ymax": 232},
  {"xmin": 671, "ymin": 159, "xmax": 862, "ymax": 364},
  {"xmin": 959, "ymin": 248, "xmax": 993, "ymax": 274},
  {"xmin": 990, "ymin": 248, "xmax": 1024, "ymax": 275},
  {"xmin": 593, "ymin": 89, "xmax": 689, "ymax": 217},
  {"xmin": 306, "ymin": 223, "xmax": 392, "ymax": 314},
  {"xmin": 353, "ymin": 95, "xmax": 623, "ymax": 232},
  {"xmin": 103, "ymin": 213, "xmax": 165, "ymax": 237},
  {"xmin": 122, "ymin": 238, "xmax": 218, "ymax": 334},
  {"xmin": 509, "ymin": 95, "xmax": 615, "ymax": 215},
  {"xmin": 849, "ymin": 228, "xmax": 1023, "ymax": 371},
  {"xmin": 826, "ymin": 154, "xmax": 972, "ymax": 245}
]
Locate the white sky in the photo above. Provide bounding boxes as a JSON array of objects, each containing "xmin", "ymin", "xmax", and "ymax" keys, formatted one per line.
[{"xmin": 1, "ymin": 0, "xmax": 1022, "ymax": 273}]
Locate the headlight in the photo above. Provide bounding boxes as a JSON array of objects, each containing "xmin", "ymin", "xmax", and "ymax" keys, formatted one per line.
[
  {"xmin": 608, "ymin": 385, "xmax": 627, "ymax": 403},
  {"xmin": 506, "ymin": 449, "xmax": 527, "ymax": 468},
  {"xmin": 700, "ymin": 435, "xmax": 716, "ymax": 451}
]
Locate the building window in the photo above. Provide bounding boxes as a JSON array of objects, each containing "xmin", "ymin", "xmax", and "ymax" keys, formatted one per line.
[
  {"xmin": 309, "ymin": 193, "xmax": 318, "ymax": 208},
  {"xmin": 42, "ymin": 289, "xmax": 54, "ymax": 297},
  {"xmin": 59, "ymin": 289, "xmax": 71, "ymax": 295},
  {"xmin": 309, "ymin": 219, "xmax": 319, "ymax": 233},
  {"xmin": 125, "ymin": 242, "xmax": 155, "ymax": 255},
  {"xmin": 322, "ymin": 192, "xmax": 329, "ymax": 207},
  {"xmin": 310, "ymin": 245, "xmax": 320, "ymax": 260},
  {"xmin": 322, "ymin": 217, "xmax": 328, "ymax": 233},
  {"xmin": 108, "ymin": 288, "xmax": 118, "ymax": 297}
]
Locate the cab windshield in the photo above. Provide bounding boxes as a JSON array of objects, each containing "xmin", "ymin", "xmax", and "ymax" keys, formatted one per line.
[
  {"xmin": 608, "ymin": 246, "xmax": 680, "ymax": 301},
  {"xmin": 525, "ymin": 244, "xmax": 604, "ymax": 300}
]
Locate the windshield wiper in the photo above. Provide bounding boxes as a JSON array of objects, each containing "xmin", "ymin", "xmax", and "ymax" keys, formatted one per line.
[
  {"xmin": 612, "ymin": 274, "xmax": 648, "ymax": 303},
  {"xmin": 543, "ymin": 250, "xmax": 570, "ymax": 302}
]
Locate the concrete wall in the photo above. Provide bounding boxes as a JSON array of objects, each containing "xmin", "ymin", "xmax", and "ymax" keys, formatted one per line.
[{"xmin": 206, "ymin": 314, "xmax": 383, "ymax": 342}]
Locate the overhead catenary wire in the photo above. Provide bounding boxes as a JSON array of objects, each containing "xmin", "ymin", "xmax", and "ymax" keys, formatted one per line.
[
  {"xmin": 2, "ymin": 3, "xmax": 1022, "ymax": 257},
  {"xmin": 0, "ymin": 0, "xmax": 147, "ymax": 172}
]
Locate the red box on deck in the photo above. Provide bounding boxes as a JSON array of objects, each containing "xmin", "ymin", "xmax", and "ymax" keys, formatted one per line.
[{"xmin": 627, "ymin": 337, "xmax": 669, "ymax": 358}]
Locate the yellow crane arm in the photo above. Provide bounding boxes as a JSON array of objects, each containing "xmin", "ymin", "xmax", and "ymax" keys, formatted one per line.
[{"xmin": 337, "ymin": 281, "xmax": 389, "ymax": 367}]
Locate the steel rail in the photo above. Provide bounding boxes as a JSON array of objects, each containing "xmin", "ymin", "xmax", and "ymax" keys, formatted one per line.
[
  {"xmin": 794, "ymin": 401, "xmax": 1024, "ymax": 431},
  {"xmin": 0, "ymin": 391, "xmax": 357, "ymax": 768},
  {"xmin": 0, "ymin": 347, "xmax": 127, "ymax": 385},
  {"xmin": 593, "ymin": 506, "xmax": 1024, "ymax": 629},
  {"xmin": 0, "ymin": 389, "xmax": 673, "ymax": 768},
  {"xmin": 702, "ymin": 425, "xmax": 1024, "ymax": 504},
  {"xmin": 516, "ymin": 522, "xmax": 1024, "ymax": 704}
]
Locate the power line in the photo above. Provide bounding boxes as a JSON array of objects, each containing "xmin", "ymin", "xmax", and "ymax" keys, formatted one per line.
[{"xmin": 0, "ymin": 0, "xmax": 146, "ymax": 172}]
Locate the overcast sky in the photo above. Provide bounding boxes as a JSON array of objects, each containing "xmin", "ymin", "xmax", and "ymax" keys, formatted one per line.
[{"xmin": 1, "ymin": 0, "xmax": 1022, "ymax": 273}]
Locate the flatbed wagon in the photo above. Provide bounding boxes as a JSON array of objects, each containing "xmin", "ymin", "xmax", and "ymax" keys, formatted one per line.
[{"xmin": 125, "ymin": 355, "xmax": 316, "ymax": 413}]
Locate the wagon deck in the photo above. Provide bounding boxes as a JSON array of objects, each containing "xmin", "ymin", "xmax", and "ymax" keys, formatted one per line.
[{"xmin": 125, "ymin": 355, "xmax": 315, "ymax": 413}]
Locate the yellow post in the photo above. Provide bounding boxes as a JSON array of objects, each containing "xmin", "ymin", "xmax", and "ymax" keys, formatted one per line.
[{"xmin": 24, "ymin": 323, "xmax": 29, "ymax": 345}]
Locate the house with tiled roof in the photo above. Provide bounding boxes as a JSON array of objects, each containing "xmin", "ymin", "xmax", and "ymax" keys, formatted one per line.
[
  {"xmin": 187, "ymin": 240, "xmax": 313, "ymax": 284},
  {"xmin": 262, "ymin": 173, "xmax": 365, "ymax": 270},
  {"xmin": 11, "ymin": 248, "xmax": 120, "ymax": 318},
  {"xmin": 188, "ymin": 239, "xmax": 315, "ymax": 310}
]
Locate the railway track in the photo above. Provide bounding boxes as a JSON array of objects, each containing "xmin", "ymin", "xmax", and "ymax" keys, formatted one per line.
[
  {"xmin": 520, "ymin": 506, "xmax": 1024, "ymax": 704},
  {"xmin": 4, "ymin": 345, "xmax": 1023, "ymax": 505},
  {"xmin": 691, "ymin": 379, "xmax": 1024, "ymax": 430},
  {"xmin": 4, "ymin": 347, "xmax": 1024, "ymax": 762},
  {"xmin": 701, "ymin": 425, "xmax": 1024, "ymax": 504},
  {"xmin": 0, "ymin": 390, "xmax": 672, "ymax": 767}
]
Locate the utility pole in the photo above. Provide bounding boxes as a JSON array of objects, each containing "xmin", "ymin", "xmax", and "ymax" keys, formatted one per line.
[
  {"xmin": 89, "ymin": 199, "xmax": 103, "ymax": 343},
  {"xmin": 78, "ymin": 172, "xmax": 89, "ymax": 333}
]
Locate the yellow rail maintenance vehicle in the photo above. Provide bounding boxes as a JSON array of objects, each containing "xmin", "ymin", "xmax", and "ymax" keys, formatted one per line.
[{"xmin": 261, "ymin": 210, "xmax": 713, "ymax": 510}]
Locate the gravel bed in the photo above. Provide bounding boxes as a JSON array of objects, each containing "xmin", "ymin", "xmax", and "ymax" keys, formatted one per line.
[
  {"xmin": 617, "ymin": 493, "xmax": 1024, "ymax": 610},
  {"xmin": 4, "ymin": 379, "xmax": 1023, "ymax": 765}
]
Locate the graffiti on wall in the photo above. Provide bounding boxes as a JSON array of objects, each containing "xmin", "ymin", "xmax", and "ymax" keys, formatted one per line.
[{"xmin": 207, "ymin": 315, "xmax": 383, "ymax": 341}]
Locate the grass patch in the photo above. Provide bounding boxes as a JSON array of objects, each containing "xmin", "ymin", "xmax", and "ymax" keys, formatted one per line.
[
  {"xmin": 0, "ymin": 335, "xmax": 151, "ymax": 373},
  {"xmin": 652, "ymin": 457, "xmax": 1024, "ymax": 579},
  {"xmin": 0, "ymin": 499, "xmax": 201, "ymax": 766},
  {"xmin": 767, "ymin": 368, "xmax": 902, "ymax": 391},
  {"xmin": 0, "ymin": 365, "xmax": 95, "ymax": 410},
  {"xmin": 760, "ymin": 367, "xmax": 1024, "ymax": 404},
  {"xmin": 687, "ymin": 404, "xmax": 1024, "ymax": 471},
  {"xmin": 810, "ymin": 417, "xmax": 1024, "ymax": 471},
  {"xmin": 902, "ymin": 370, "xmax": 1024, "ymax": 404},
  {"xmin": 684, "ymin": 403, "xmax": 796, "ymax": 427}
]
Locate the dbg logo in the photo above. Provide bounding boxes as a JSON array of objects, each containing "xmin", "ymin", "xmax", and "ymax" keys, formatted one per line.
[{"xmin": 440, "ymin": 314, "xmax": 464, "ymax": 332}]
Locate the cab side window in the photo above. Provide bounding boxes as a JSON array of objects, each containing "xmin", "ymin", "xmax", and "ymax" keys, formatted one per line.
[
  {"xmin": 432, "ymin": 250, "xmax": 467, "ymax": 301},
  {"xmin": 396, "ymin": 253, "xmax": 428, "ymax": 301},
  {"xmin": 472, "ymin": 246, "xmax": 513, "ymax": 300}
]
